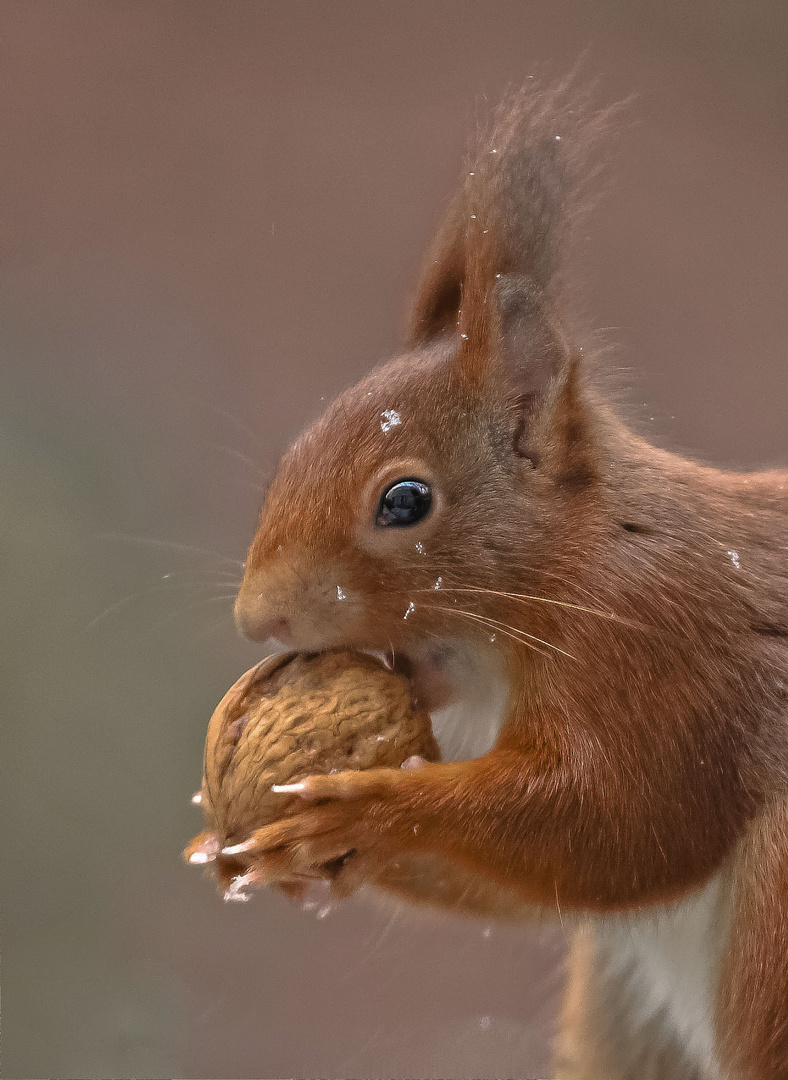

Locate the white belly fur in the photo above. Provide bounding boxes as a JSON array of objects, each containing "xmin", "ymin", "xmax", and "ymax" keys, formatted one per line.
[
  {"xmin": 589, "ymin": 870, "xmax": 733, "ymax": 1075},
  {"xmin": 428, "ymin": 642, "xmax": 512, "ymax": 762}
]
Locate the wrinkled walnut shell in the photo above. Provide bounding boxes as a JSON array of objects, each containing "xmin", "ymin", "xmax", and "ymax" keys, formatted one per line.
[{"xmin": 184, "ymin": 649, "xmax": 439, "ymax": 893}]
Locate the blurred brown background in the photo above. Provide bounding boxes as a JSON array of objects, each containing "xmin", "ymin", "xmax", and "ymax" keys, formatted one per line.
[{"xmin": 1, "ymin": 2, "xmax": 786, "ymax": 1077}]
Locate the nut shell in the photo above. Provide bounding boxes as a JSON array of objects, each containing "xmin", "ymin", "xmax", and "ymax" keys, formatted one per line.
[{"xmin": 189, "ymin": 650, "xmax": 438, "ymax": 883}]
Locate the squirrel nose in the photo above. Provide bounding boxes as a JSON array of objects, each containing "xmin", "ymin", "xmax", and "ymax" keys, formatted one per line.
[{"xmin": 234, "ymin": 598, "xmax": 293, "ymax": 646}]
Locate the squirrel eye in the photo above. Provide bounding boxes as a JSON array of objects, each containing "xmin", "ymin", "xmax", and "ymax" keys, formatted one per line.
[{"xmin": 376, "ymin": 479, "xmax": 432, "ymax": 527}]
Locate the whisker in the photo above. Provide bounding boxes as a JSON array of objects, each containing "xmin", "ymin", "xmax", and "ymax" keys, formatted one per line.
[
  {"xmin": 82, "ymin": 577, "xmax": 241, "ymax": 632},
  {"xmin": 338, "ymin": 907, "xmax": 401, "ymax": 985},
  {"xmin": 423, "ymin": 585, "xmax": 630, "ymax": 625},
  {"xmin": 430, "ymin": 604, "xmax": 572, "ymax": 660},
  {"xmin": 411, "ymin": 579, "xmax": 650, "ymax": 632},
  {"xmin": 228, "ymin": 477, "xmax": 268, "ymax": 496},
  {"xmin": 404, "ymin": 559, "xmax": 638, "ymax": 615},
  {"xmin": 192, "ymin": 610, "xmax": 239, "ymax": 642},
  {"xmin": 83, "ymin": 593, "xmax": 142, "ymax": 633},
  {"xmin": 462, "ymin": 609, "xmax": 577, "ymax": 659},
  {"xmin": 555, "ymin": 881, "xmax": 569, "ymax": 944},
  {"xmin": 162, "ymin": 569, "xmax": 241, "ymax": 581},
  {"xmin": 209, "ymin": 404, "xmax": 263, "ymax": 450},
  {"xmin": 149, "ymin": 594, "xmax": 239, "ymax": 633},
  {"xmin": 444, "ymin": 610, "xmax": 553, "ymax": 658},
  {"xmin": 211, "ymin": 443, "xmax": 263, "ymax": 475},
  {"xmin": 97, "ymin": 532, "xmax": 245, "ymax": 568}
]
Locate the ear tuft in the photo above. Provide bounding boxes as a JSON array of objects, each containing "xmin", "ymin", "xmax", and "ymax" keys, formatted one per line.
[{"xmin": 408, "ymin": 72, "xmax": 619, "ymax": 352}]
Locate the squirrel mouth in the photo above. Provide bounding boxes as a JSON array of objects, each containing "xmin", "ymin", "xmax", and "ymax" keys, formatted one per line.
[
  {"xmin": 256, "ymin": 642, "xmax": 461, "ymax": 716},
  {"xmin": 394, "ymin": 640, "xmax": 511, "ymax": 762},
  {"xmin": 269, "ymin": 643, "xmax": 460, "ymax": 716},
  {"xmin": 255, "ymin": 640, "xmax": 507, "ymax": 763},
  {"xmin": 389, "ymin": 647, "xmax": 459, "ymax": 714}
]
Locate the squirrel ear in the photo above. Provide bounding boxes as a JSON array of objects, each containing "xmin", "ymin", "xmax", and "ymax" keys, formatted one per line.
[
  {"xmin": 408, "ymin": 75, "xmax": 613, "ymax": 348},
  {"xmin": 491, "ymin": 273, "xmax": 599, "ymax": 484},
  {"xmin": 492, "ymin": 273, "xmax": 565, "ymax": 403},
  {"xmin": 406, "ymin": 77, "xmax": 611, "ymax": 481},
  {"xmin": 407, "ymin": 190, "xmax": 467, "ymax": 347}
]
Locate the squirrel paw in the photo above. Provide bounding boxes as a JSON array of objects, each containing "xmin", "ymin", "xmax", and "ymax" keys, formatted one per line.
[{"xmin": 222, "ymin": 767, "xmax": 405, "ymax": 893}]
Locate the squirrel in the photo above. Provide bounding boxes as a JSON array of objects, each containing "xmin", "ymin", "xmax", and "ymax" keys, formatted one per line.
[{"xmin": 230, "ymin": 77, "xmax": 788, "ymax": 1078}]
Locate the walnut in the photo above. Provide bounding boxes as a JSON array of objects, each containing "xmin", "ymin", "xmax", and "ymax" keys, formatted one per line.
[{"xmin": 184, "ymin": 649, "xmax": 438, "ymax": 896}]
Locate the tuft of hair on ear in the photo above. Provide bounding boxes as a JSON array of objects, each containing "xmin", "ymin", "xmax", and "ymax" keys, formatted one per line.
[{"xmin": 408, "ymin": 69, "xmax": 621, "ymax": 363}]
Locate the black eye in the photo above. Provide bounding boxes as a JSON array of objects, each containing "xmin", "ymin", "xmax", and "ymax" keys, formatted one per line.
[{"xmin": 376, "ymin": 478, "xmax": 432, "ymax": 527}]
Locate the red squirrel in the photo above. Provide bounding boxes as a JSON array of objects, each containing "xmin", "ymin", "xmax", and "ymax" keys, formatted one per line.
[{"xmin": 230, "ymin": 79, "xmax": 788, "ymax": 1078}]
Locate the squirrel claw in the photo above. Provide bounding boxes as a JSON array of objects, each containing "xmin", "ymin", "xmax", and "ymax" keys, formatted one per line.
[
  {"xmin": 221, "ymin": 838, "xmax": 256, "ymax": 855},
  {"xmin": 184, "ymin": 831, "xmax": 221, "ymax": 864}
]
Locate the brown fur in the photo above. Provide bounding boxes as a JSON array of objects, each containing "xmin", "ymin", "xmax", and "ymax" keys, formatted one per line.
[{"xmin": 233, "ymin": 78, "xmax": 788, "ymax": 1075}]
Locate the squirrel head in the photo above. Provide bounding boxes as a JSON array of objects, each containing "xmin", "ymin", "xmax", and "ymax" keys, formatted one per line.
[{"xmin": 235, "ymin": 79, "xmax": 611, "ymax": 685}]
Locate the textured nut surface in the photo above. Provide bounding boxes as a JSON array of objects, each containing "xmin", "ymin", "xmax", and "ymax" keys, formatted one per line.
[{"xmin": 194, "ymin": 649, "xmax": 438, "ymax": 853}]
